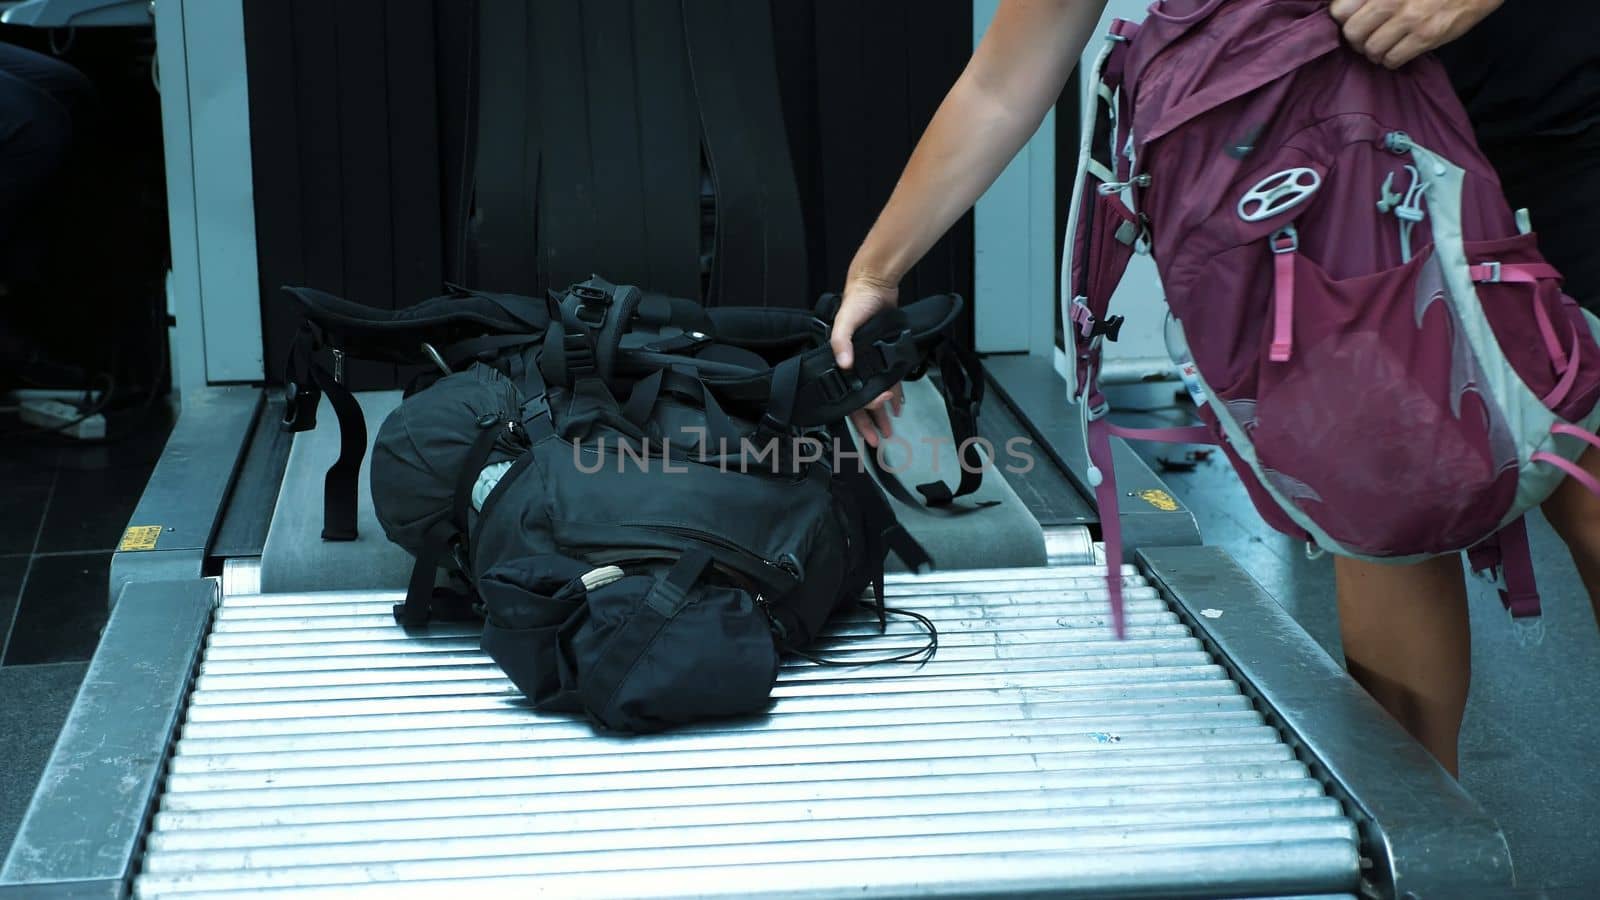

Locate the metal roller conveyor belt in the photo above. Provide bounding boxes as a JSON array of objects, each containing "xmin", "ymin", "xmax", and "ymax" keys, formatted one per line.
[{"xmin": 131, "ymin": 564, "xmax": 1362, "ymax": 900}]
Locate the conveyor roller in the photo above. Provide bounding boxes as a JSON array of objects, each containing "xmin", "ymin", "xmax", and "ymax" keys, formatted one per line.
[{"xmin": 133, "ymin": 564, "xmax": 1362, "ymax": 899}]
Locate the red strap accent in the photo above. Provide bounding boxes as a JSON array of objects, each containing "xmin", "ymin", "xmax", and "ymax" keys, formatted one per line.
[
  {"xmin": 1542, "ymin": 331, "xmax": 1583, "ymax": 410},
  {"xmin": 1109, "ymin": 18, "xmax": 1141, "ymax": 40},
  {"xmin": 1472, "ymin": 262, "xmax": 1570, "ymax": 370},
  {"xmin": 1270, "ymin": 239, "xmax": 1295, "ymax": 363},
  {"xmin": 1495, "ymin": 518, "xmax": 1542, "ymax": 619},
  {"xmin": 1534, "ymin": 450, "xmax": 1600, "ymax": 499},
  {"xmin": 1107, "ymin": 423, "xmax": 1217, "ymax": 444},
  {"xmin": 1469, "ymin": 262, "xmax": 1562, "ymax": 284},
  {"xmin": 1552, "ymin": 422, "xmax": 1600, "ymax": 450},
  {"xmin": 1086, "ymin": 418, "xmax": 1127, "ymax": 640}
]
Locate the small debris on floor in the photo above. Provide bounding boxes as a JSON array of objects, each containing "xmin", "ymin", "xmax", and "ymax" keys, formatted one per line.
[
  {"xmin": 1200, "ymin": 608, "xmax": 1224, "ymax": 619},
  {"xmin": 1156, "ymin": 448, "xmax": 1214, "ymax": 473}
]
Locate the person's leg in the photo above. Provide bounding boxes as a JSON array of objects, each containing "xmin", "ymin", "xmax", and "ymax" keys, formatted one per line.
[
  {"xmin": 1539, "ymin": 446, "xmax": 1600, "ymax": 627},
  {"xmin": 1335, "ymin": 554, "xmax": 1472, "ymax": 776}
]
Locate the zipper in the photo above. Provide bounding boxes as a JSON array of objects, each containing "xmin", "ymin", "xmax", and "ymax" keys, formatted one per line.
[
  {"xmin": 649, "ymin": 524, "xmax": 804, "ymax": 588},
  {"xmin": 576, "ymin": 525, "xmax": 802, "ymax": 592},
  {"xmin": 577, "ymin": 545, "xmax": 791, "ymax": 594}
]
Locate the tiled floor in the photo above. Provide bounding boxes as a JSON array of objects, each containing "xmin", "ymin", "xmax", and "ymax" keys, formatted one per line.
[
  {"xmin": 0, "ymin": 411, "xmax": 172, "ymax": 667},
  {"xmin": 0, "ymin": 409, "xmax": 174, "ymax": 861}
]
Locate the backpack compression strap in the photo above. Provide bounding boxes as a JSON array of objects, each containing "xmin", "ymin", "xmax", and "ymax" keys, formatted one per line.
[
  {"xmin": 393, "ymin": 411, "xmax": 524, "ymax": 628},
  {"xmin": 702, "ymin": 292, "xmax": 966, "ymax": 428},
  {"xmin": 279, "ymin": 285, "xmax": 553, "ymax": 542},
  {"xmin": 539, "ymin": 277, "xmax": 713, "ymax": 389}
]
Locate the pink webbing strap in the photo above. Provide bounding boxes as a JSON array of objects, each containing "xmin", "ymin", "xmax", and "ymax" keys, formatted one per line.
[
  {"xmin": 1471, "ymin": 262, "xmax": 1569, "ymax": 370},
  {"xmin": 1084, "ymin": 418, "xmax": 1215, "ymax": 640},
  {"xmin": 1270, "ymin": 231, "xmax": 1297, "ymax": 363},
  {"xmin": 1107, "ymin": 423, "xmax": 1217, "ymax": 444},
  {"xmin": 1085, "ymin": 416, "xmax": 1127, "ymax": 640},
  {"xmin": 1533, "ymin": 451, "xmax": 1600, "ymax": 499},
  {"xmin": 1552, "ymin": 421, "xmax": 1600, "ymax": 450},
  {"xmin": 1543, "ymin": 331, "xmax": 1583, "ymax": 410}
]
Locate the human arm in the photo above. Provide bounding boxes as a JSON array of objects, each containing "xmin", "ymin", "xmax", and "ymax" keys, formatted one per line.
[
  {"xmin": 831, "ymin": 0, "xmax": 1111, "ymax": 445},
  {"xmin": 1329, "ymin": 0, "xmax": 1504, "ymax": 70}
]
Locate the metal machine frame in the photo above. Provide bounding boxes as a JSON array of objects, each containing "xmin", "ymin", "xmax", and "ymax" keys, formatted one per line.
[{"xmin": 0, "ymin": 1, "xmax": 1525, "ymax": 896}]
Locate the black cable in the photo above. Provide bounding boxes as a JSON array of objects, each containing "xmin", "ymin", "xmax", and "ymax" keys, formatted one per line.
[{"xmin": 787, "ymin": 603, "xmax": 939, "ymax": 668}]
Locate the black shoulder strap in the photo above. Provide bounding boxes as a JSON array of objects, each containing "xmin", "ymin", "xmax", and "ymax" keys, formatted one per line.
[
  {"xmin": 282, "ymin": 321, "xmax": 365, "ymax": 541},
  {"xmin": 695, "ymin": 292, "xmax": 964, "ymax": 427},
  {"xmin": 279, "ymin": 284, "xmax": 553, "ymax": 542}
]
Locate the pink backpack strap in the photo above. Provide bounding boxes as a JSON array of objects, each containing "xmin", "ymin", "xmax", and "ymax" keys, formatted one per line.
[{"xmin": 1467, "ymin": 518, "xmax": 1541, "ymax": 620}]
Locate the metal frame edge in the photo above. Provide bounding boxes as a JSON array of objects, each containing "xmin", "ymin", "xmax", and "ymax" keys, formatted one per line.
[
  {"xmin": 108, "ymin": 386, "xmax": 264, "ymax": 607},
  {"xmin": 0, "ymin": 579, "xmax": 217, "ymax": 899},
  {"xmin": 1138, "ymin": 544, "xmax": 1516, "ymax": 899},
  {"xmin": 985, "ymin": 353, "xmax": 1203, "ymax": 550}
]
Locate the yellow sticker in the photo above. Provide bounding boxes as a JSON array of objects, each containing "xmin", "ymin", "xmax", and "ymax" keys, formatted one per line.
[
  {"xmin": 1137, "ymin": 489, "xmax": 1179, "ymax": 512},
  {"xmin": 119, "ymin": 525, "xmax": 163, "ymax": 552}
]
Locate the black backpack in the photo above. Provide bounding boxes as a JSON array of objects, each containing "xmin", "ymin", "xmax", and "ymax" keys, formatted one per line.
[{"xmin": 278, "ymin": 276, "xmax": 980, "ymax": 732}]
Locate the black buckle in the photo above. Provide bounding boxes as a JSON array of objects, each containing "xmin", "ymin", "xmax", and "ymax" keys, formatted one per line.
[
  {"xmin": 817, "ymin": 366, "xmax": 865, "ymax": 404},
  {"xmin": 1088, "ymin": 314, "xmax": 1125, "ymax": 341},
  {"xmin": 871, "ymin": 330, "xmax": 919, "ymax": 372},
  {"xmin": 571, "ymin": 284, "xmax": 611, "ymax": 326}
]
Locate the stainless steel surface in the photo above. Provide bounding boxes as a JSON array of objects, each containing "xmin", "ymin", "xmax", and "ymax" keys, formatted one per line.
[
  {"xmin": 985, "ymin": 354, "xmax": 1204, "ymax": 551},
  {"xmin": 0, "ymin": 579, "xmax": 217, "ymax": 900},
  {"xmin": 220, "ymin": 557, "xmax": 261, "ymax": 598},
  {"xmin": 109, "ymin": 386, "xmax": 262, "ymax": 608},
  {"xmin": 137, "ymin": 566, "xmax": 1361, "ymax": 899},
  {"xmin": 1140, "ymin": 546, "xmax": 1517, "ymax": 899},
  {"xmin": 1043, "ymin": 524, "xmax": 1097, "ymax": 566}
]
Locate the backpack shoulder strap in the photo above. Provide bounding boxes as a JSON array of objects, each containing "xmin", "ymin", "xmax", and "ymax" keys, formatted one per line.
[{"xmin": 279, "ymin": 284, "xmax": 552, "ymax": 542}]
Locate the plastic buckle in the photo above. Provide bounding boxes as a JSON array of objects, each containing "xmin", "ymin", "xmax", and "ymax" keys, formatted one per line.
[
  {"xmin": 571, "ymin": 284, "xmax": 612, "ymax": 326},
  {"xmin": 872, "ymin": 330, "xmax": 918, "ymax": 371},
  {"xmin": 817, "ymin": 366, "xmax": 865, "ymax": 404},
  {"xmin": 1271, "ymin": 225, "xmax": 1299, "ymax": 254},
  {"xmin": 448, "ymin": 539, "xmax": 471, "ymax": 576},
  {"xmin": 1479, "ymin": 261, "xmax": 1503, "ymax": 283},
  {"xmin": 1088, "ymin": 314, "xmax": 1125, "ymax": 342},
  {"xmin": 281, "ymin": 381, "xmax": 300, "ymax": 426}
]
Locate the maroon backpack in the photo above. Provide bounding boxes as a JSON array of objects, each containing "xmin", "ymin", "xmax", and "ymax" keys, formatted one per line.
[{"xmin": 1065, "ymin": 0, "xmax": 1600, "ymax": 636}]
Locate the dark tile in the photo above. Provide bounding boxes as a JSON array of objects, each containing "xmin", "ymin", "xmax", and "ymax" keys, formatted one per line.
[
  {"xmin": 0, "ymin": 556, "xmax": 26, "ymax": 659},
  {"xmin": 3, "ymin": 552, "xmax": 111, "ymax": 665},
  {"xmin": 35, "ymin": 463, "xmax": 154, "ymax": 554},
  {"xmin": 0, "ymin": 477, "xmax": 51, "ymax": 555},
  {"xmin": 0, "ymin": 661, "xmax": 89, "ymax": 861},
  {"xmin": 30, "ymin": 407, "xmax": 174, "ymax": 554}
]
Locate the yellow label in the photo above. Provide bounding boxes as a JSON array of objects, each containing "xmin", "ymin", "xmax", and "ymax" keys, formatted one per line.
[
  {"xmin": 118, "ymin": 525, "xmax": 163, "ymax": 552},
  {"xmin": 1137, "ymin": 489, "xmax": 1179, "ymax": 512}
]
